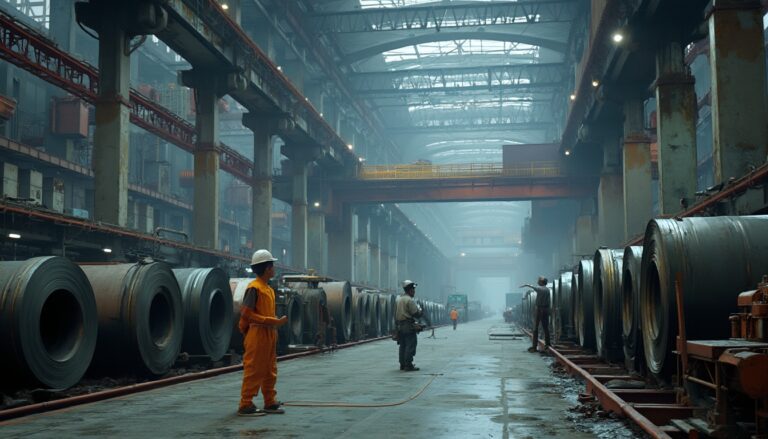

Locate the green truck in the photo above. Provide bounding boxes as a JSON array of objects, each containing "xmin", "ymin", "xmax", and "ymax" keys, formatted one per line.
[{"xmin": 447, "ymin": 294, "xmax": 469, "ymax": 322}]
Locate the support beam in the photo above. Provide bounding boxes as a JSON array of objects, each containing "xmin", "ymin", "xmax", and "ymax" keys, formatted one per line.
[
  {"xmin": 655, "ymin": 41, "xmax": 698, "ymax": 215},
  {"xmin": 307, "ymin": 210, "xmax": 326, "ymax": 274},
  {"xmin": 242, "ymin": 114, "xmax": 274, "ymax": 250},
  {"xmin": 92, "ymin": 14, "xmax": 130, "ymax": 227},
  {"xmin": 191, "ymin": 86, "xmax": 220, "ymax": 249},
  {"xmin": 622, "ymin": 100, "xmax": 653, "ymax": 240},
  {"xmin": 370, "ymin": 217, "xmax": 381, "ymax": 288},
  {"xmin": 708, "ymin": 0, "xmax": 768, "ymax": 183},
  {"xmin": 327, "ymin": 204, "xmax": 353, "ymax": 280},
  {"xmin": 290, "ymin": 158, "xmax": 309, "ymax": 269},
  {"xmin": 355, "ymin": 210, "xmax": 370, "ymax": 284}
]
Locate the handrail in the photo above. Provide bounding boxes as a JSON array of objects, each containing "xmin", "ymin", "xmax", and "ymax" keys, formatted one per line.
[{"xmin": 359, "ymin": 162, "xmax": 562, "ymax": 180}]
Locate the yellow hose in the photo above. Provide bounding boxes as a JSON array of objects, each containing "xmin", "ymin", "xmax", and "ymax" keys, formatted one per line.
[{"xmin": 282, "ymin": 373, "xmax": 442, "ymax": 408}]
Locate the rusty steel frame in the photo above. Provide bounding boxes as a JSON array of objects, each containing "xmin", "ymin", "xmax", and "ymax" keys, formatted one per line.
[
  {"xmin": 0, "ymin": 11, "xmax": 254, "ymax": 184},
  {"xmin": 520, "ymin": 329, "xmax": 675, "ymax": 439}
]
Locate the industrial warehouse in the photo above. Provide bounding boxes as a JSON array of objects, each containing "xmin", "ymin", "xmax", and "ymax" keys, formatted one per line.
[{"xmin": 0, "ymin": 0, "xmax": 767, "ymax": 437}]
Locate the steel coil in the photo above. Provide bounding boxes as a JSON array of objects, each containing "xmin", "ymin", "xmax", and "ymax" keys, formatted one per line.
[
  {"xmin": 640, "ymin": 216, "xmax": 768, "ymax": 377},
  {"xmin": 0, "ymin": 257, "xmax": 97, "ymax": 389},
  {"xmin": 173, "ymin": 268, "xmax": 232, "ymax": 361},
  {"xmin": 275, "ymin": 288, "xmax": 303, "ymax": 346},
  {"xmin": 594, "ymin": 249, "xmax": 624, "ymax": 361},
  {"xmin": 318, "ymin": 281, "xmax": 352, "ymax": 343},
  {"xmin": 576, "ymin": 259, "xmax": 596, "ymax": 349},
  {"xmin": 82, "ymin": 260, "xmax": 183, "ymax": 375},
  {"xmin": 378, "ymin": 294, "xmax": 391, "ymax": 335},
  {"xmin": 365, "ymin": 291, "xmax": 381, "ymax": 337},
  {"xmin": 350, "ymin": 288, "xmax": 366, "ymax": 340},
  {"xmin": 621, "ymin": 246, "xmax": 644, "ymax": 372},
  {"xmin": 388, "ymin": 294, "xmax": 397, "ymax": 329},
  {"xmin": 292, "ymin": 286, "xmax": 328, "ymax": 345},
  {"xmin": 558, "ymin": 272, "xmax": 575, "ymax": 339}
]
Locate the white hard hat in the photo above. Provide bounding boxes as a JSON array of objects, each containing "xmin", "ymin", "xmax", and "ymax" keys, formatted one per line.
[
  {"xmin": 251, "ymin": 249, "xmax": 278, "ymax": 265},
  {"xmin": 402, "ymin": 280, "xmax": 417, "ymax": 289}
]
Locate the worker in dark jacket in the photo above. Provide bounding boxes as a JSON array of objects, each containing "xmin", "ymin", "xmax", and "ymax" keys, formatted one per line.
[
  {"xmin": 520, "ymin": 276, "xmax": 551, "ymax": 352},
  {"xmin": 395, "ymin": 280, "xmax": 423, "ymax": 371}
]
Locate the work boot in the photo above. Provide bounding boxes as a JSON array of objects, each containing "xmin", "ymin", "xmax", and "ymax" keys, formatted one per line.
[
  {"xmin": 263, "ymin": 404, "xmax": 285, "ymax": 414},
  {"xmin": 403, "ymin": 364, "xmax": 420, "ymax": 371},
  {"xmin": 527, "ymin": 347, "xmax": 537, "ymax": 353},
  {"xmin": 237, "ymin": 404, "xmax": 265, "ymax": 417}
]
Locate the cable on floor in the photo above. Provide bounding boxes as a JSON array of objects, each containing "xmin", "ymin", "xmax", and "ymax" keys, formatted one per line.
[{"xmin": 282, "ymin": 373, "xmax": 443, "ymax": 408}]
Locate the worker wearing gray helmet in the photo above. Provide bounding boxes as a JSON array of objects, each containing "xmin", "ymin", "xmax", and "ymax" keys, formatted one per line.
[{"xmin": 395, "ymin": 280, "xmax": 423, "ymax": 371}]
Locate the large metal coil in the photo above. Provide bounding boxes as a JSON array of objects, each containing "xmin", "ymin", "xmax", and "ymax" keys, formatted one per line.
[
  {"xmin": 292, "ymin": 287, "xmax": 328, "ymax": 345},
  {"xmin": 228, "ymin": 278, "xmax": 250, "ymax": 351},
  {"xmin": 275, "ymin": 288, "xmax": 303, "ymax": 346},
  {"xmin": 82, "ymin": 260, "xmax": 183, "ymax": 376},
  {"xmin": 522, "ymin": 290, "xmax": 537, "ymax": 329},
  {"xmin": 388, "ymin": 294, "xmax": 397, "ymax": 329},
  {"xmin": 640, "ymin": 216, "xmax": 768, "ymax": 377},
  {"xmin": 364, "ymin": 291, "xmax": 381, "ymax": 337},
  {"xmin": 318, "ymin": 281, "xmax": 352, "ymax": 343},
  {"xmin": 593, "ymin": 249, "xmax": 624, "ymax": 361},
  {"xmin": 576, "ymin": 259, "xmax": 596, "ymax": 349},
  {"xmin": 621, "ymin": 246, "xmax": 644, "ymax": 372},
  {"xmin": 350, "ymin": 288, "xmax": 366, "ymax": 340},
  {"xmin": 378, "ymin": 294, "xmax": 391, "ymax": 335},
  {"xmin": 172, "ymin": 268, "xmax": 232, "ymax": 361},
  {"xmin": 0, "ymin": 257, "xmax": 97, "ymax": 389},
  {"xmin": 557, "ymin": 272, "xmax": 575, "ymax": 339}
]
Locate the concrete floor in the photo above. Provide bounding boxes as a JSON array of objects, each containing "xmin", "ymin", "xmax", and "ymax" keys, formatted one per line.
[{"xmin": 1, "ymin": 320, "xmax": 636, "ymax": 438}]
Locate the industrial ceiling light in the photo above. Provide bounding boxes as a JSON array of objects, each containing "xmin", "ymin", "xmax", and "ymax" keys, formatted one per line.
[
  {"xmin": 313, "ymin": 201, "xmax": 321, "ymax": 208},
  {"xmin": 319, "ymin": 112, "xmax": 323, "ymax": 117},
  {"xmin": 591, "ymin": 80, "xmax": 599, "ymax": 87},
  {"xmin": 358, "ymin": 157, "xmax": 365, "ymax": 162},
  {"xmin": 103, "ymin": 248, "xmax": 113, "ymax": 254},
  {"xmin": 460, "ymin": 252, "xmax": 466, "ymax": 257},
  {"xmin": 347, "ymin": 143, "xmax": 354, "ymax": 150},
  {"xmin": 612, "ymin": 32, "xmax": 624, "ymax": 43},
  {"xmin": 221, "ymin": 3, "xmax": 229, "ymax": 10},
  {"xmin": 569, "ymin": 94, "xmax": 576, "ymax": 101},
  {"xmin": 276, "ymin": 65, "xmax": 283, "ymax": 72},
  {"xmin": 564, "ymin": 150, "xmax": 571, "ymax": 156},
  {"xmin": 8, "ymin": 233, "xmax": 20, "ymax": 239}
]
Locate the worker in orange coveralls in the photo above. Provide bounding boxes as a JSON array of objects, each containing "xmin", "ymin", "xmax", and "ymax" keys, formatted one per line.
[
  {"xmin": 238, "ymin": 249, "xmax": 288, "ymax": 416},
  {"xmin": 450, "ymin": 307, "xmax": 459, "ymax": 330}
]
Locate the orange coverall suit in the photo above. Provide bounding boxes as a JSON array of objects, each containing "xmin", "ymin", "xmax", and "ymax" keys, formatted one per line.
[
  {"xmin": 239, "ymin": 277, "xmax": 281, "ymax": 410},
  {"xmin": 450, "ymin": 309, "xmax": 459, "ymax": 329}
]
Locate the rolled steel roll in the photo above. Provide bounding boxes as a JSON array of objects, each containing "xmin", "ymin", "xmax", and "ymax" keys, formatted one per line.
[
  {"xmin": 0, "ymin": 256, "xmax": 97, "ymax": 389},
  {"xmin": 293, "ymin": 287, "xmax": 328, "ymax": 345},
  {"xmin": 576, "ymin": 259, "xmax": 596, "ymax": 349},
  {"xmin": 83, "ymin": 260, "xmax": 183, "ymax": 375},
  {"xmin": 593, "ymin": 249, "xmax": 624, "ymax": 361},
  {"xmin": 365, "ymin": 291, "xmax": 381, "ymax": 337},
  {"xmin": 319, "ymin": 281, "xmax": 352, "ymax": 343},
  {"xmin": 351, "ymin": 288, "xmax": 366, "ymax": 340},
  {"xmin": 622, "ymin": 246, "xmax": 644, "ymax": 372},
  {"xmin": 558, "ymin": 272, "xmax": 575, "ymax": 339},
  {"xmin": 229, "ymin": 278, "xmax": 250, "ymax": 352},
  {"xmin": 173, "ymin": 268, "xmax": 232, "ymax": 361},
  {"xmin": 378, "ymin": 294, "xmax": 391, "ymax": 334},
  {"xmin": 275, "ymin": 289, "xmax": 303, "ymax": 346},
  {"xmin": 640, "ymin": 216, "xmax": 768, "ymax": 377},
  {"xmin": 388, "ymin": 294, "xmax": 397, "ymax": 330}
]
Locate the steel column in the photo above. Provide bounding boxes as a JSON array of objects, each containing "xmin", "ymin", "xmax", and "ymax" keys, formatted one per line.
[
  {"xmin": 192, "ymin": 87, "xmax": 220, "ymax": 249},
  {"xmin": 243, "ymin": 114, "xmax": 274, "ymax": 250},
  {"xmin": 290, "ymin": 158, "xmax": 308, "ymax": 269},
  {"xmin": 708, "ymin": 0, "xmax": 768, "ymax": 183},
  {"xmin": 622, "ymin": 99, "xmax": 653, "ymax": 241}
]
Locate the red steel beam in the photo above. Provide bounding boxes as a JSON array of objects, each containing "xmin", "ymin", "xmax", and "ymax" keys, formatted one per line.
[{"xmin": 0, "ymin": 12, "xmax": 254, "ymax": 184}]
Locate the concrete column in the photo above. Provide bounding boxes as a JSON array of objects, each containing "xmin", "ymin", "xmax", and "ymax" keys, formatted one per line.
[
  {"xmin": 92, "ymin": 16, "xmax": 130, "ymax": 226},
  {"xmin": 389, "ymin": 235, "xmax": 398, "ymax": 292},
  {"xmin": 380, "ymin": 225, "xmax": 390, "ymax": 291},
  {"xmin": 598, "ymin": 174, "xmax": 625, "ymax": 248},
  {"xmin": 573, "ymin": 200, "xmax": 597, "ymax": 258},
  {"xmin": 192, "ymin": 88, "xmax": 220, "ymax": 249},
  {"xmin": 369, "ymin": 218, "xmax": 381, "ymax": 288},
  {"xmin": 655, "ymin": 41, "xmax": 698, "ymax": 214},
  {"xmin": 243, "ymin": 114, "xmax": 274, "ymax": 250},
  {"xmin": 354, "ymin": 210, "xmax": 370, "ymax": 284},
  {"xmin": 397, "ymin": 237, "xmax": 408, "ymax": 285},
  {"xmin": 708, "ymin": 0, "xmax": 768, "ymax": 183},
  {"xmin": 307, "ymin": 209, "xmax": 326, "ymax": 274},
  {"xmin": 622, "ymin": 99, "xmax": 653, "ymax": 240},
  {"xmin": 50, "ymin": 0, "xmax": 76, "ymax": 51},
  {"xmin": 290, "ymin": 158, "xmax": 308, "ymax": 269},
  {"xmin": 327, "ymin": 205, "xmax": 353, "ymax": 280}
]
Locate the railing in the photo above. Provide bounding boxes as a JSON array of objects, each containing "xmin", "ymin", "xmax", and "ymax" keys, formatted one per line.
[{"xmin": 359, "ymin": 162, "xmax": 562, "ymax": 180}]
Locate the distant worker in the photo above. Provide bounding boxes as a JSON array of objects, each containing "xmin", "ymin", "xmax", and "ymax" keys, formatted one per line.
[
  {"xmin": 238, "ymin": 249, "xmax": 288, "ymax": 416},
  {"xmin": 520, "ymin": 276, "xmax": 551, "ymax": 353},
  {"xmin": 450, "ymin": 306, "xmax": 459, "ymax": 330},
  {"xmin": 395, "ymin": 280, "xmax": 423, "ymax": 371}
]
